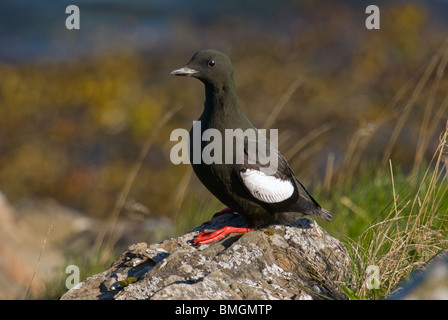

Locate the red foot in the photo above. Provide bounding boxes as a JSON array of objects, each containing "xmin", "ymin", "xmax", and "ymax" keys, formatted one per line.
[
  {"xmin": 193, "ymin": 226, "xmax": 253, "ymax": 245},
  {"xmin": 212, "ymin": 207, "xmax": 235, "ymax": 218}
]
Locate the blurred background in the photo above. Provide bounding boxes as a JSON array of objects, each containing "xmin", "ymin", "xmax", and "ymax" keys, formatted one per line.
[{"xmin": 0, "ymin": 0, "xmax": 447, "ymax": 299}]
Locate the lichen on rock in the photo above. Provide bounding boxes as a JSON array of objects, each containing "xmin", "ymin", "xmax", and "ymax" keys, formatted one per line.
[{"xmin": 61, "ymin": 212, "xmax": 350, "ymax": 300}]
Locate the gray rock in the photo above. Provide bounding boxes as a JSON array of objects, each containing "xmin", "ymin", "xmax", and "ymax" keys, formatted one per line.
[
  {"xmin": 61, "ymin": 213, "xmax": 350, "ymax": 300},
  {"xmin": 388, "ymin": 251, "xmax": 448, "ymax": 300},
  {"xmin": 0, "ymin": 194, "xmax": 174, "ymax": 299}
]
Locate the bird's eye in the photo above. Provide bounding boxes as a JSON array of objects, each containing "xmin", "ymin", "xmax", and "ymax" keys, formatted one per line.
[{"xmin": 207, "ymin": 60, "xmax": 216, "ymax": 68}]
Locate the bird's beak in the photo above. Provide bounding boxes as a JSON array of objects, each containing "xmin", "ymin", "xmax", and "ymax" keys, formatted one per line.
[{"xmin": 170, "ymin": 66, "xmax": 198, "ymax": 76}]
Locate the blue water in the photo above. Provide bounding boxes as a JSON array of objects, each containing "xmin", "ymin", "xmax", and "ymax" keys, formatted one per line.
[
  {"xmin": 0, "ymin": 0, "xmax": 294, "ymax": 62},
  {"xmin": 0, "ymin": 0, "xmax": 447, "ymax": 63}
]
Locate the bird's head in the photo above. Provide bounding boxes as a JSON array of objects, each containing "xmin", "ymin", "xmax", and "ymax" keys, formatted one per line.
[{"xmin": 170, "ymin": 49, "xmax": 235, "ymax": 88}]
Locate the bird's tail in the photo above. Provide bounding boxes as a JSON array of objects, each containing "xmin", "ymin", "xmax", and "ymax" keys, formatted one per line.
[
  {"xmin": 312, "ymin": 207, "xmax": 332, "ymax": 222},
  {"xmin": 293, "ymin": 176, "xmax": 333, "ymax": 222}
]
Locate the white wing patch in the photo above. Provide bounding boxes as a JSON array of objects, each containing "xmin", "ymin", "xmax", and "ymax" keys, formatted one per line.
[{"xmin": 240, "ymin": 169, "xmax": 294, "ymax": 203}]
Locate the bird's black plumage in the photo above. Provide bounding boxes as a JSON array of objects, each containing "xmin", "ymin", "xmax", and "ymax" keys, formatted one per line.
[{"xmin": 171, "ymin": 49, "xmax": 331, "ymax": 228}]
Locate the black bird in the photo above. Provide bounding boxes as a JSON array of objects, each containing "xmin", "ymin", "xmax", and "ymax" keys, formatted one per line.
[{"xmin": 170, "ymin": 50, "xmax": 331, "ymax": 244}]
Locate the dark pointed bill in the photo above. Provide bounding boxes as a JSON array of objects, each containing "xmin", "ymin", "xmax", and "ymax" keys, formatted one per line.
[{"xmin": 170, "ymin": 66, "xmax": 198, "ymax": 76}]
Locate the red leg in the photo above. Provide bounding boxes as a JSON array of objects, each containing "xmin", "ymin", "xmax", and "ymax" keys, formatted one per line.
[{"xmin": 193, "ymin": 226, "xmax": 253, "ymax": 245}]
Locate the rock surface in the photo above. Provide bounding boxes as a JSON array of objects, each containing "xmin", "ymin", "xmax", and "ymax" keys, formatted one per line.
[
  {"xmin": 388, "ymin": 251, "xmax": 448, "ymax": 300},
  {"xmin": 0, "ymin": 193, "xmax": 173, "ymax": 299},
  {"xmin": 61, "ymin": 212, "xmax": 350, "ymax": 300}
]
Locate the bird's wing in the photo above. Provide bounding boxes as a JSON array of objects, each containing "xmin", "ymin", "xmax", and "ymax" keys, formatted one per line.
[
  {"xmin": 239, "ymin": 168, "xmax": 294, "ymax": 203},
  {"xmin": 235, "ymin": 130, "xmax": 332, "ymax": 221},
  {"xmin": 238, "ymin": 132, "xmax": 296, "ymax": 204}
]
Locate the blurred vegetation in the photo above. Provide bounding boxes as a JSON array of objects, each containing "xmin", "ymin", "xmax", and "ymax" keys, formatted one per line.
[
  {"xmin": 1, "ymin": 1, "xmax": 448, "ymax": 299},
  {"xmin": 1, "ymin": 3, "xmax": 446, "ymax": 221}
]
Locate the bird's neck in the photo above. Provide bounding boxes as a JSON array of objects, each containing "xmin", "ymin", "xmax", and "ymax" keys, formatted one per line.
[
  {"xmin": 204, "ymin": 83, "xmax": 238, "ymax": 115},
  {"xmin": 201, "ymin": 82, "xmax": 253, "ymax": 131}
]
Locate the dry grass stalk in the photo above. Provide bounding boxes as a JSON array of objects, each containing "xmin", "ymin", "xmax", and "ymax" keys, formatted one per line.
[
  {"xmin": 262, "ymin": 75, "xmax": 305, "ymax": 130},
  {"xmin": 323, "ymin": 152, "xmax": 335, "ymax": 192},
  {"xmin": 25, "ymin": 221, "xmax": 55, "ymax": 300},
  {"xmin": 383, "ymin": 39, "xmax": 447, "ymax": 165},
  {"xmin": 94, "ymin": 104, "xmax": 182, "ymax": 263},
  {"xmin": 349, "ymin": 125, "xmax": 448, "ymax": 298},
  {"xmin": 413, "ymin": 40, "xmax": 448, "ymax": 177}
]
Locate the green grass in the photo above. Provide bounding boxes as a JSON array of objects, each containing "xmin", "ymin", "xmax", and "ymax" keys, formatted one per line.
[
  {"xmin": 159, "ymin": 38, "xmax": 448, "ymax": 300},
  {"xmin": 165, "ymin": 41, "xmax": 448, "ymax": 297},
  {"xmin": 173, "ymin": 196, "xmax": 225, "ymax": 236},
  {"xmin": 326, "ymin": 136, "xmax": 448, "ymax": 299},
  {"xmin": 24, "ymin": 27, "xmax": 448, "ymax": 300},
  {"xmin": 42, "ymin": 154, "xmax": 446, "ymax": 300},
  {"xmin": 317, "ymin": 163, "xmax": 410, "ymax": 241},
  {"xmin": 171, "ymin": 133, "xmax": 448, "ymax": 301}
]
